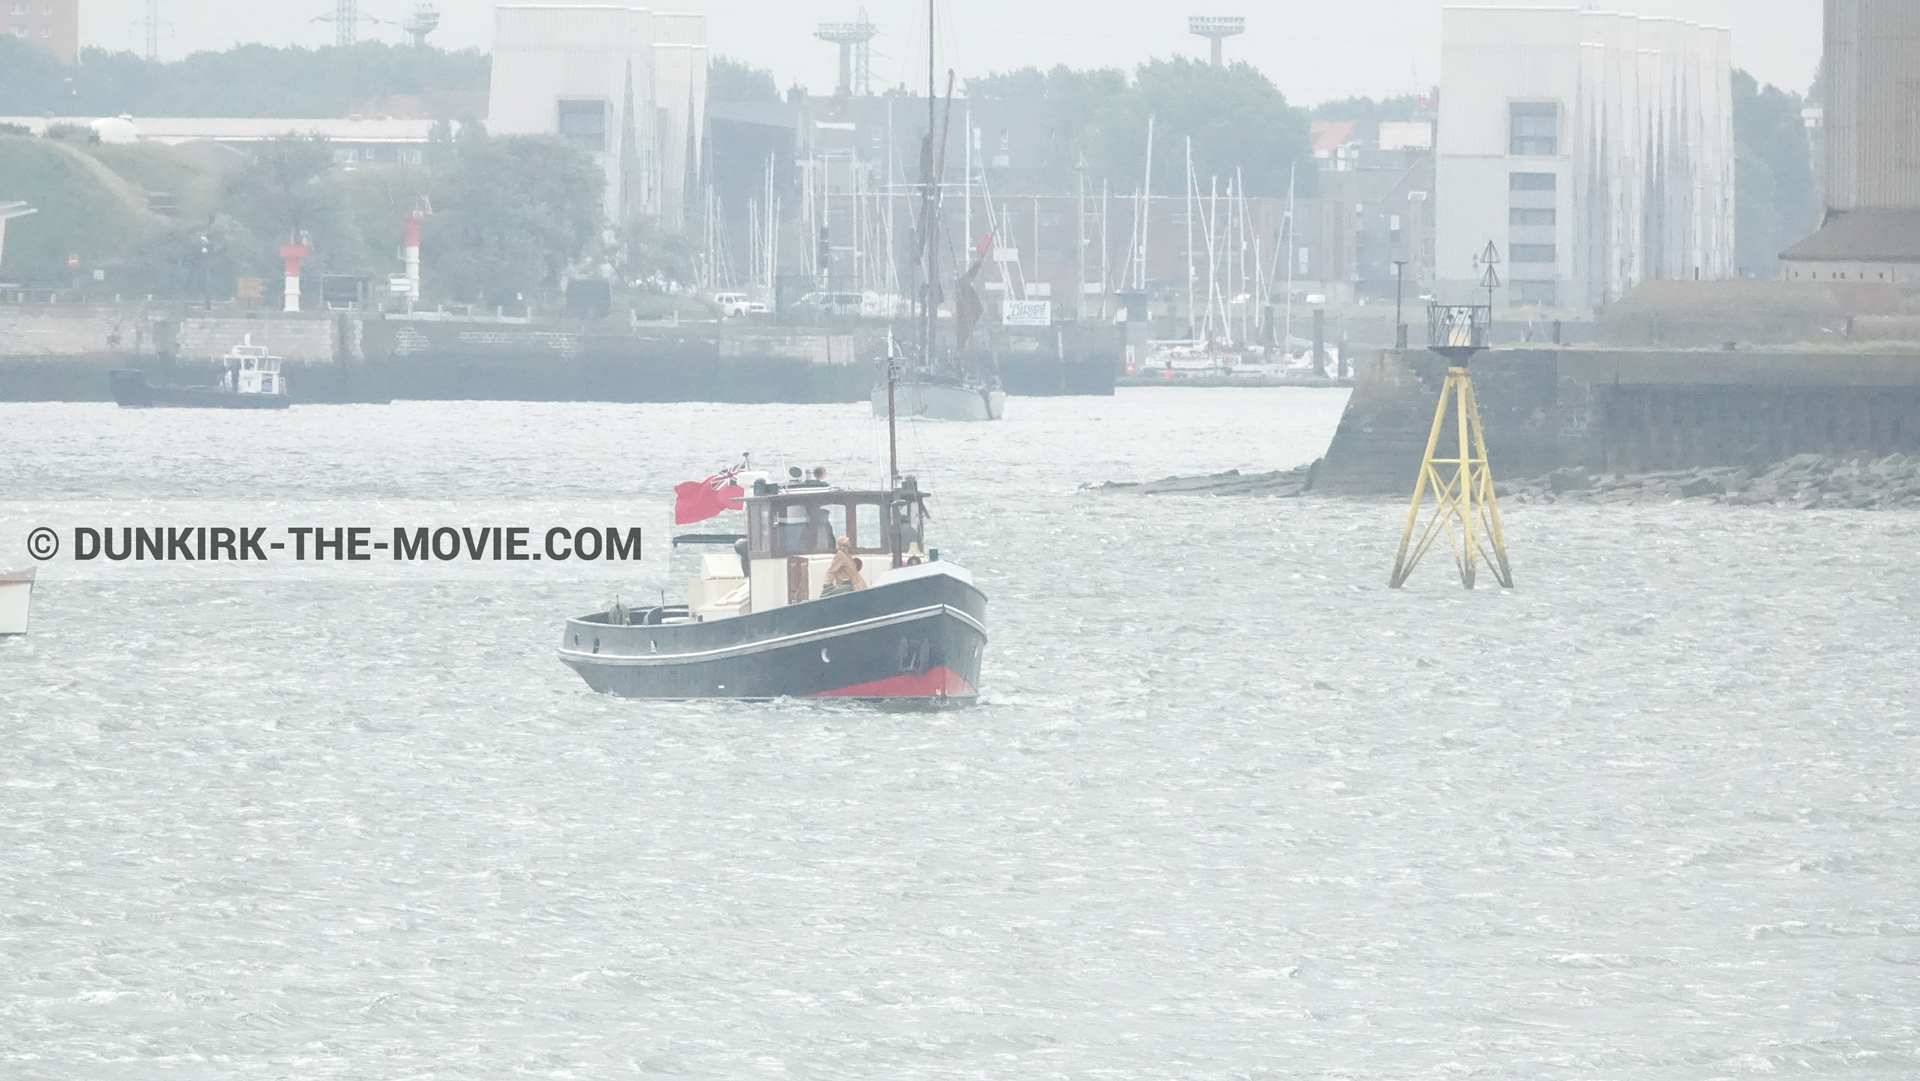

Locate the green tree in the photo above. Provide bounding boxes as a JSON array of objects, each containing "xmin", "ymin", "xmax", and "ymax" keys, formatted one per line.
[
  {"xmin": 1103, "ymin": 59, "xmax": 1312, "ymax": 197},
  {"xmin": 965, "ymin": 59, "xmax": 1310, "ymax": 197},
  {"xmin": 710, "ymin": 56, "xmax": 779, "ymax": 103},
  {"xmin": 1733, "ymin": 68, "xmax": 1818, "ymax": 277},
  {"xmin": 425, "ymin": 132, "xmax": 604, "ymax": 305},
  {"xmin": 0, "ymin": 39, "xmax": 489, "ymax": 118},
  {"xmin": 967, "ymin": 65, "xmax": 1128, "ymax": 186},
  {"xmin": 1310, "ymin": 94, "xmax": 1432, "ymax": 123},
  {"xmin": 225, "ymin": 134, "xmax": 337, "ymax": 240}
]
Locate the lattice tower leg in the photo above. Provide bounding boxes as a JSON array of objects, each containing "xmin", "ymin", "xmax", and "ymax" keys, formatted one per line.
[{"xmin": 1388, "ymin": 366, "xmax": 1514, "ymax": 590}]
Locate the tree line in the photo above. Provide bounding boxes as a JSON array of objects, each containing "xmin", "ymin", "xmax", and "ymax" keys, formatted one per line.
[{"xmin": 0, "ymin": 37, "xmax": 488, "ymax": 119}]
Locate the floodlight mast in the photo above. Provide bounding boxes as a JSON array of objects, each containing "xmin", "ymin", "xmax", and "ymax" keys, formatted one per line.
[
  {"xmin": 815, "ymin": 11, "xmax": 878, "ymax": 97},
  {"xmin": 403, "ymin": 4, "xmax": 440, "ymax": 47},
  {"xmin": 1188, "ymin": 16, "xmax": 1245, "ymax": 67}
]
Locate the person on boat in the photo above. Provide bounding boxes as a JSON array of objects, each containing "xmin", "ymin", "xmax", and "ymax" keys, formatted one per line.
[
  {"xmin": 805, "ymin": 504, "xmax": 835, "ymax": 549},
  {"xmin": 820, "ymin": 536, "xmax": 866, "ymax": 597}
]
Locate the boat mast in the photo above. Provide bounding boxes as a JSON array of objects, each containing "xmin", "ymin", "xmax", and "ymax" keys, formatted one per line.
[
  {"xmin": 1136, "ymin": 116, "xmax": 1154, "ymax": 291},
  {"xmin": 964, "ymin": 105, "xmax": 972, "ymax": 257},
  {"xmin": 887, "ymin": 339, "xmax": 900, "ymax": 489},
  {"xmin": 1185, "ymin": 137, "xmax": 1195, "ymax": 341},
  {"xmin": 1283, "ymin": 161, "xmax": 1296, "ymax": 362},
  {"xmin": 922, "ymin": 0, "xmax": 935, "ymax": 375},
  {"xmin": 886, "ymin": 337, "xmax": 902, "ymax": 567}
]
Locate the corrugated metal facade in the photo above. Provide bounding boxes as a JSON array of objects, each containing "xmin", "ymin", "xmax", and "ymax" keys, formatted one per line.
[
  {"xmin": 1824, "ymin": 0, "xmax": 1920, "ymax": 213},
  {"xmin": 1437, "ymin": 7, "xmax": 1733, "ymax": 311},
  {"xmin": 487, "ymin": 5, "xmax": 708, "ymax": 231}
]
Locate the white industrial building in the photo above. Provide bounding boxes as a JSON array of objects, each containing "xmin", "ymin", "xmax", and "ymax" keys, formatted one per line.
[
  {"xmin": 1435, "ymin": 7, "xmax": 1734, "ymax": 311},
  {"xmin": 1781, "ymin": 0, "xmax": 1920, "ymax": 284},
  {"xmin": 488, "ymin": 4, "xmax": 708, "ymax": 233}
]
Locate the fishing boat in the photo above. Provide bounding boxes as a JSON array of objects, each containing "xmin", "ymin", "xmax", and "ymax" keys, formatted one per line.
[
  {"xmin": 109, "ymin": 335, "xmax": 291, "ymax": 409},
  {"xmin": 0, "ymin": 566, "xmax": 34, "ymax": 636}
]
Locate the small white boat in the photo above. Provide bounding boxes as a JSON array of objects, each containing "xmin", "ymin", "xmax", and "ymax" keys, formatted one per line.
[
  {"xmin": 110, "ymin": 334, "xmax": 290, "ymax": 409},
  {"xmin": 0, "ymin": 566, "xmax": 34, "ymax": 636}
]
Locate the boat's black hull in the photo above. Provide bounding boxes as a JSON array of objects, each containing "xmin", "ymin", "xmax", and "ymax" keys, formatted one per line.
[
  {"xmin": 109, "ymin": 370, "xmax": 290, "ymax": 409},
  {"xmin": 559, "ymin": 569, "xmax": 986, "ymax": 706}
]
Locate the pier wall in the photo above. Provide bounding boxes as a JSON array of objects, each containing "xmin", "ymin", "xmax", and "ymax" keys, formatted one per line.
[
  {"xmin": 0, "ymin": 304, "xmax": 1116, "ymax": 402},
  {"xmin": 1319, "ymin": 347, "xmax": 1920, "ymax": 494}
]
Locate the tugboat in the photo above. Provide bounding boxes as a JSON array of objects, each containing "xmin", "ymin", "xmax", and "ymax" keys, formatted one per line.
[
  {"xmin": 560, "ymin": 355, "xmax": 987, "ymax": 707},
  {"xmin": 558, "ymin": 472, "xmax": 985, "ymax": 707},
  {"xmin": 110, "ymin": 335, "xmax": 291, "ymax": 409}
]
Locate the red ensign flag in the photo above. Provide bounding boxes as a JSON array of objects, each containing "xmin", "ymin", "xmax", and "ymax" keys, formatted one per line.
[{"xmin": 673, "ymin": 472, "xmax": 745, "ymax": 524}]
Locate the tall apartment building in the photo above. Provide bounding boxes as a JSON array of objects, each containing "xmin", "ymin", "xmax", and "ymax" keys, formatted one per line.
[
  {"xmin": 488, "ymin": 5, "xmax": 708, "ymax": 232},
  {"xmin": 1435, "ymin": 7, "xmax": 1734, "ymax": 311},
  {"xmin": 6, "ymin": 0, "xmax": 79, "ymax": 64}
]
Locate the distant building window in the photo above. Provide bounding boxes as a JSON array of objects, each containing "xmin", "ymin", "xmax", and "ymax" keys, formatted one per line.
[
  {"xmin": 9, "ymin": 3, "xmax": 23, "ymax": 14},
  {"xmin": 557, "ymin": 99, "xmax": 607, "ymax": 153},
  {"xmin": 1511, "ymin": 244, "xmax": 1557, "ymax": 263},
  {"xmin": 1509, "ymin": 102, "xmax": 1560, "ymax": 156},
  {"xmin": 1510, "ymin": 207, "xmax": 1556, "ymax": 227},
  {"xmin": 400, "ymin": 148, "xmax": 422, "ymax": 165},
  {"xmin": 1510, "ymin": 172, "xmax": 1556, "ymax": 191},
  {"xmin": 1512, "ymin": 281, "xmax": 1556, "ymax": 305},
  {"xmin": 332, "ymin": 147, "xmax": 357, "ymax": 163}
]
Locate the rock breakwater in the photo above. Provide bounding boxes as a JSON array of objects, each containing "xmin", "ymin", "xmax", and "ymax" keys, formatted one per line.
[
  {"xmin": 1087, "ymin": 461, "xmax": 1320, "ymax": 498},
  {"xmin": 1498, "ymin": 453, "xmax": 1920, "ymax": 509}
]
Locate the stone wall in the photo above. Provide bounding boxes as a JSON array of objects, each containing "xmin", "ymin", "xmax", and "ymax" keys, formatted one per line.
[
  {"xmin": 1319, "ymin": 346, "xmax": 1920, "ymax": 494},
  {"xmin": 0, "ymin": 305, "xmax": 153, "ymax": 356},
  {"xmin": 0, "ymin": 303, "xmax": 340, "ymax": 361},
  {"xmin": 167, "ymin": 314, "xmax": 339, "ymax": 362}
]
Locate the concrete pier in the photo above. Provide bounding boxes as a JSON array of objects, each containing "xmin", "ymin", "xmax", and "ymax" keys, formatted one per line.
[
  {"xmin": 1319, "ymin": 346, "xmax": 1920, "ymax": 494},
  {"xmin": 0, "ymin": 303, "xmax": 1118, "ymax": 403}
]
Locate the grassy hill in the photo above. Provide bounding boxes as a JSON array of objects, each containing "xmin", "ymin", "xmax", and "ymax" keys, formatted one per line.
[{"xmin": 0, "ymin": 135, "xmax": 165, "ymax": 282}]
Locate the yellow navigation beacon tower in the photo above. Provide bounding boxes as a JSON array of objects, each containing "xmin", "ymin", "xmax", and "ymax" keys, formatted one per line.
[{"xmin": 1388, "ymin": 303, "xmax": 1514, "ymax": 590}]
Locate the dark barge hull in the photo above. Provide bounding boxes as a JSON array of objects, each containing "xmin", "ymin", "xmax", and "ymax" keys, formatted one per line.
[
  {"xmin": 109, "ymin": 369, "xmax": 290, "ymax": 409},
  {"xmin": 559, "ymin": 568, "xmax": 986, "ymax": 707}
]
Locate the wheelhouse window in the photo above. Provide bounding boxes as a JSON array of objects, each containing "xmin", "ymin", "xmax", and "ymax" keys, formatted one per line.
[
  {"xmin": 1509, "ymin": 103, "xmax": 1560, "ymax": 156},
  {"xmin": 750, "ymin": 494, "xmax": 905, "ymax": 558}
]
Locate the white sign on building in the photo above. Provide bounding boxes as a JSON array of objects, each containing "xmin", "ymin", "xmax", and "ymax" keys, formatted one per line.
[{"xmin": 1002, "ymin": 300, "xmax": 1052, "ymax": 326}]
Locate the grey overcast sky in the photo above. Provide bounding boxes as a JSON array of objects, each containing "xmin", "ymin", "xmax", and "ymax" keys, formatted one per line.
[{"xmin": 89, "ymin": 0, "xmax": 1822, "ymax": 104}]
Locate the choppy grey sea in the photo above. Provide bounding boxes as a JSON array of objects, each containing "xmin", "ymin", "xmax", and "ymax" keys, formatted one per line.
[{"xmin": 3, "ymin": 389, "xmax": 1918, "ymax": 1079}]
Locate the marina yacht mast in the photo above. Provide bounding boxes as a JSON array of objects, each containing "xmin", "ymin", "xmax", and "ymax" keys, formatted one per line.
[{"xmin": 868, "ymin": 0, "xmax": 1006, "ymax": 422}]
